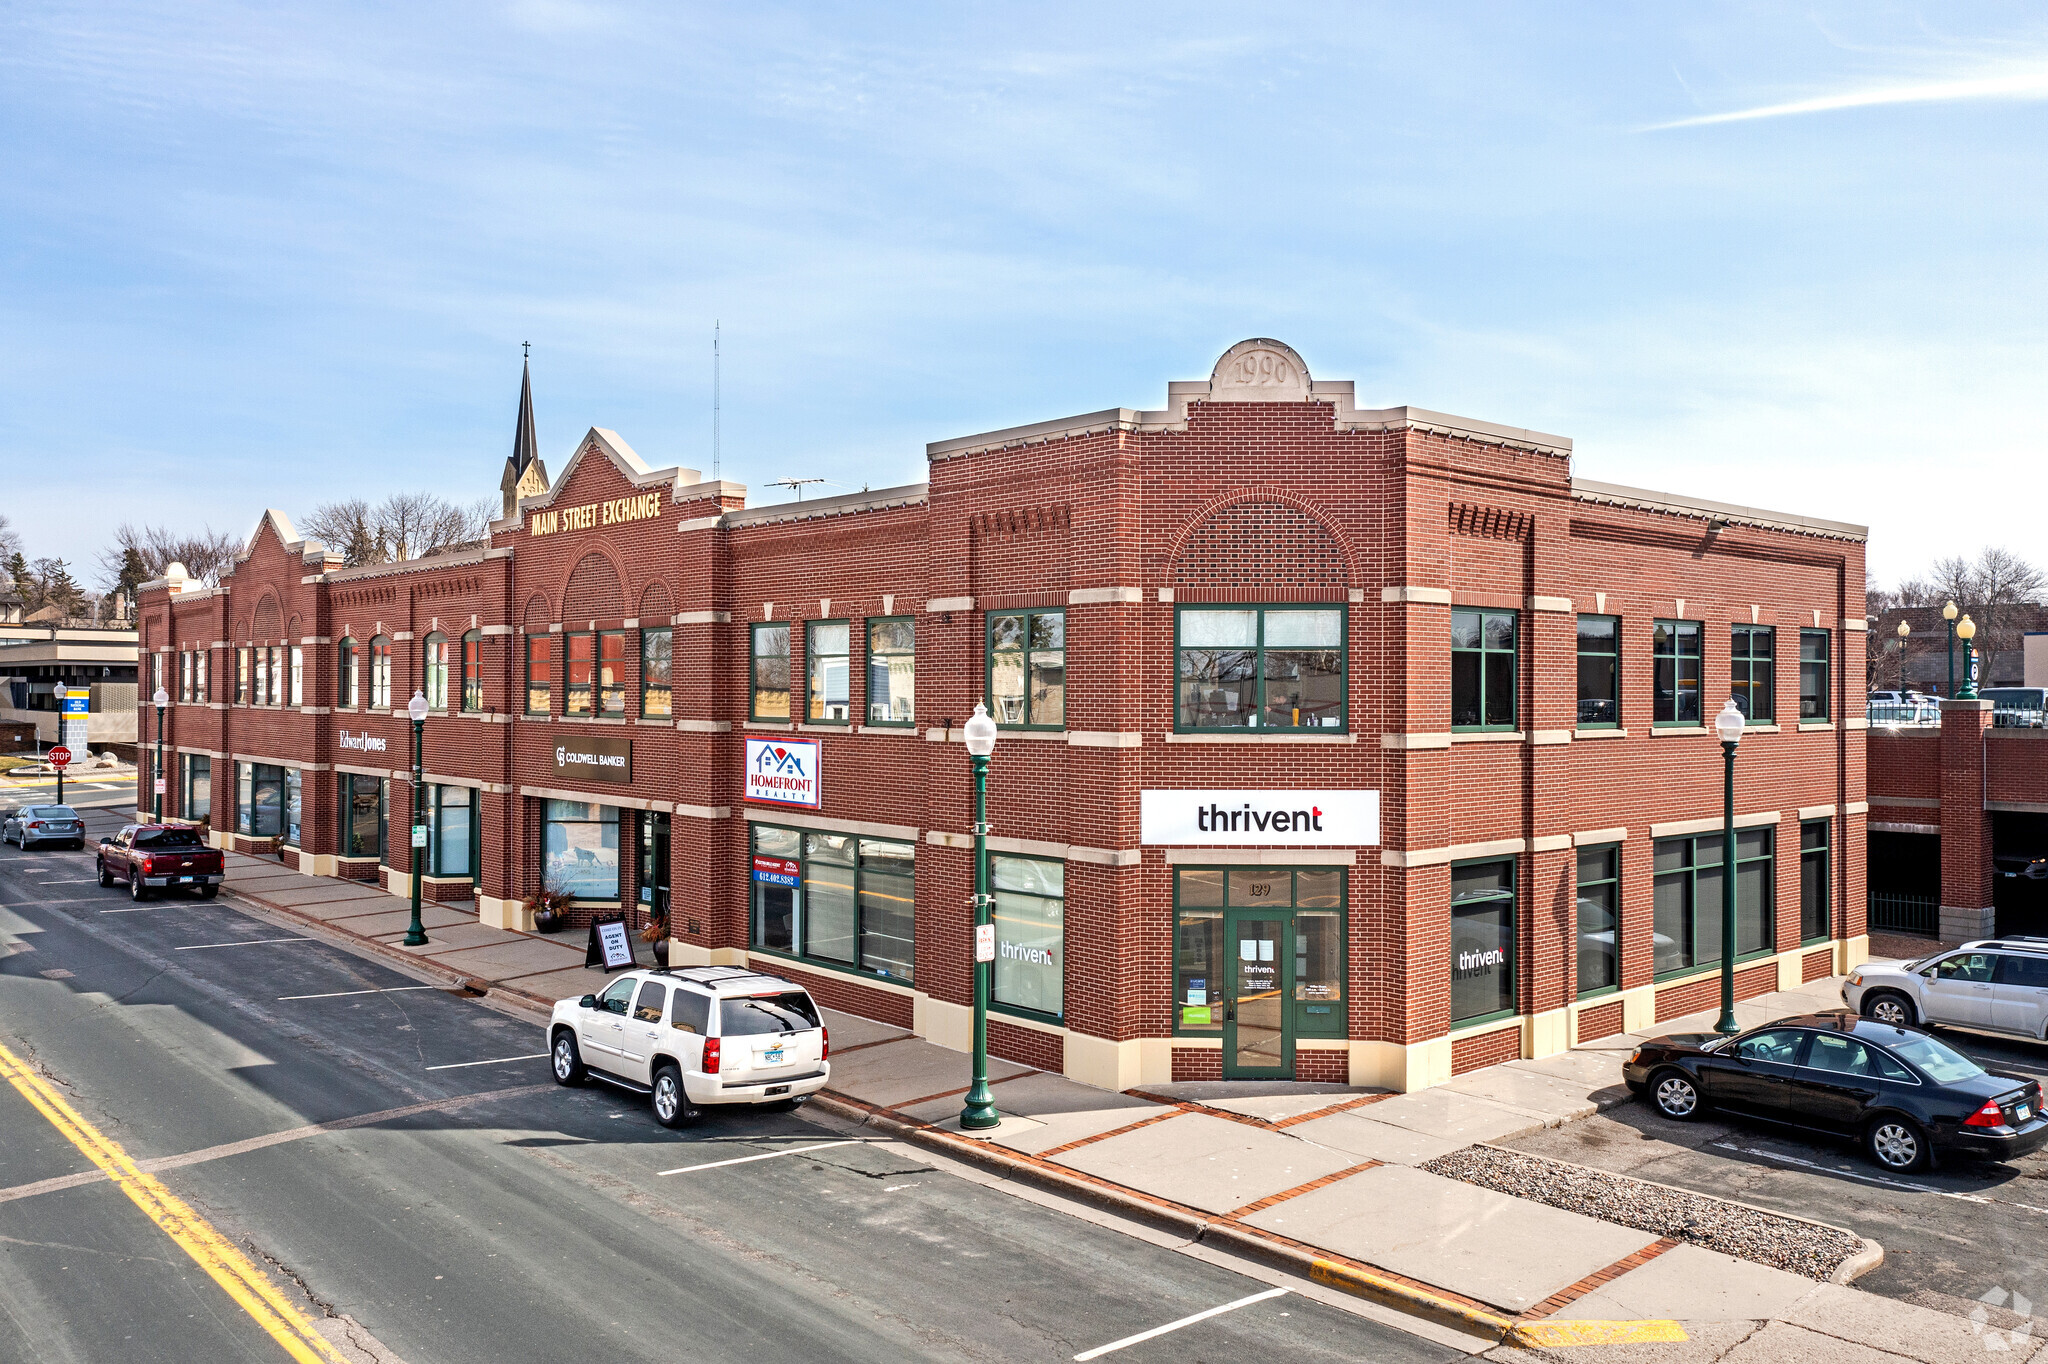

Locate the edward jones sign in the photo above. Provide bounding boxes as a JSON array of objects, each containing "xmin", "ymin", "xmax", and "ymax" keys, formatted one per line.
[
  {"xmin": 552, "ymin": 734, "xmax": 632, "ymax": 784},
  {"xmin": 1140, "ymin": 790, "xmax": 1379, "ymax": 846},
  {"xmin": 745, "ymin": 737, "xmax": 820, "ymax": 808}
]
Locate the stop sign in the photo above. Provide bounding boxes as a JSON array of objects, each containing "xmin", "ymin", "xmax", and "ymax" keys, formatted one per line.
[{"xmin": 46, "ymin": 746, "xmax": 72, "ymax": 769}]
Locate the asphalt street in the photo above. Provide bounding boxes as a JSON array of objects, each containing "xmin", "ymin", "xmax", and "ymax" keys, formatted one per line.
[
  {"xmin": 1509, "ymin": 1016, "xmax": 2048, "ymax": 1319},
  {"xmin": 0, "ymin": 805, "xmax": 1464, "ymax": 1364}
]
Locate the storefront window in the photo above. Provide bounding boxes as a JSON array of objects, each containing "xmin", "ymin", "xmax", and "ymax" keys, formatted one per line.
[
  {"xmin": 751, "ymin": 623, "xmax": 791, "ymax": 720},
  {"xmin": 988, "ymin": 609, "xmax": 1064, "ymax": 729},
  {"xmin": 430, "ymin": 786, "xmax": 475, "ymax": 877},
  {"xmin": 1451, "ymin": 860, "xmax": 1516, "ymax": 1024},
  {"xmin": 640, "ymin": 628, "xmax": 672, "ymax": 718},
  {"xmin": 543, "ymin": 799, "xmax": 620, "ymax": 900},
  {"xmin": 183, "ymin": 755, "xmax": 211, "ymax": 823},
  {"xmin": 865, "ymin": 618, "xmax": 914, "ymax": 725},
  {"xmin": 1576, "ymin": 845, "xmax": 1619, "ymax": 996},
  {"xmin": 283, "ymin": 769, "xmax": 302, "ymax": 847},
  {"xmin": 807, "ymin": 621, "xmax": 851, "ymax": 723},
  {"xmin": 1653, "ymin": 830, "xmax": 1772, "ymax": 976},
  {"xmin": 1176, "ymin": 606, "xmax": 1344, "ymax": 732},
  {"xmin": 1173, "ymin": 867, "xmax": 1346, "ymax": 1040},
  {"xmin": 1801, "ymin": 820, "xmax": 1830, "ymax": 942},
  {"xmin": 238, "ymin": 763, "xmax": 285, "ymax": 838},
  {"xmin": 748, "ymin": 824, "xmax": 915, "ymax": 982},
  {"xmin": 525, "ymin": 635, "xmax": 554, "ymax": 714},
  {"xmin": 340, "ymin": 774, "xmax": 386, "ymax": 860},
  {"xmin": 992, "ymin": 855, "xmax": 1062, "ymax": 1017}
]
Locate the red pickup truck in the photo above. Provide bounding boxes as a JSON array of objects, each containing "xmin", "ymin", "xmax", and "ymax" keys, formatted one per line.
[{"xmin": 96, "ymin": 825, "xmax": 225, "ymax": 901}]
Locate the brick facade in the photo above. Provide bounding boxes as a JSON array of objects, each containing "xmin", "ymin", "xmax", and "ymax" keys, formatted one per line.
[{"xmin": 135, "ymin": 340, "xmax": 1871, "ymax": 1092}]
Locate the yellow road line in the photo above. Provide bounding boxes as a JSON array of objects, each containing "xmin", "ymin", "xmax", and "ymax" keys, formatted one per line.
[
  {"xmin": 0, "ymin": 1040, "xmax": 348, "ymax": 1364},
  {"xmin": 1510, "ymin": 1318, "xmax": 1690, "ymax": 1347}
]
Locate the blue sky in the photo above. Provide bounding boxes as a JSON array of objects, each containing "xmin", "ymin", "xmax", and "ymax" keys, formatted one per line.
[{"xmin": 4, "ymin": 2, "xmax": 2045, "ymax": 587}]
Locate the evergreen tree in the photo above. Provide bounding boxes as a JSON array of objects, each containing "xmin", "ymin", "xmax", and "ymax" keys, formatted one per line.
[
  {"xmin": 3, "ymin": 550, "xmax": 28, "ymax": 593},
  {"xmin": 34, "ymin": 558, "xmax": 84, "ymax": 620},
  {"xmin": 115, "ymin": 546, "xmax": 148, "ymax": 609}
]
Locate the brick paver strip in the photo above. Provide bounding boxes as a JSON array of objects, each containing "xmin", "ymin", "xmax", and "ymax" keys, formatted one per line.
[
  {"xmin": 828, "ymin": 1035, "xmax": 920, "ymax": 1056},
  {"xmin": 1222, "ymin": 1160, "xmax": 1382, "ymax": 1219},
  {"xmin": 1035, "ymin": 1106, "xmax": 1193, "ymax": 1159},
  {"xmin": 1123, "ymin": 1088, "xmax": 1393, "ymax": 1133},
  {"xmin": 1270, "ymin": 1092, "xmax": 1393, "ymax": 1128},
  {"xmin": 889, "ymin": 1070, "xmax": 1041, "ymax": 1111},
  {"xmin": 1516, "ymin": 1236, "xmax": 1684, "ymax": 1320}
]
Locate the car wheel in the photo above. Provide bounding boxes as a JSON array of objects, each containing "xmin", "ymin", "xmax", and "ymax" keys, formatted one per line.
[
  {"xmin": 651, "ymin": 1065, "xmax": 696, "ymax": 1129},
  {"xmin": 129, "ymin": 872, "xmax": 148, "ymax": 902},
  {"xmin": 1650, "ymin": 1069, "xmax": 1704, "ymax": 1121},
  {"xmin": 198, "ymin": 884, "xmax": 219, "ymax": 900},
  {"xmin": 1867, "ymin": 1116, "xmax": 1929, "ymax": 1172},
  {"xmin": 98, "ymin": 862, "xmax": 113, "ymax": 888},
  {"xmin": 1863, "ymin": 992, "xmax": 1917, "ymax": 1027},
  {"xmin": 550, "ymin": 1030, "xmax": 587, "ymax": 1086}
]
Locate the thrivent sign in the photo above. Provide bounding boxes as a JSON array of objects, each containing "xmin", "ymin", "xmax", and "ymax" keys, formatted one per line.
[{"xmin": 1140, "ymin": 790, "xmax": 1379, "ymax": 846}]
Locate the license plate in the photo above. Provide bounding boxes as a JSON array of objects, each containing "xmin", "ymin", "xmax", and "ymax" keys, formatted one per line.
[
  {"xmin": 176, "ymin": 876, "xmax": 192, "ymax": 883},
  {"xmin": 2019, "ymin": 1105, "xmax": 2033, "ymax": 1122},
  {"xmin": 765, "ymin": 1085, "xmax": 790, "ymax": 1096}
]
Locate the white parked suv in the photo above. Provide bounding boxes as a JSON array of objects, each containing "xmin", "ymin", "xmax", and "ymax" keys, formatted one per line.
[
  {"xmin": 548, "ymin": 965, "xmax": 831, "ymax": 1127},
  {"xmin": 1845, "ymin": 938, "xmax": 2048, "ymax": 1043}
]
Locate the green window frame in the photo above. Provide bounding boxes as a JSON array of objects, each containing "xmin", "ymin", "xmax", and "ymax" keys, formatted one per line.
[
  {"xmin": 1575, "ymin": 845, "xmax": 1620, "ymax": 998},
  {"xmin": 1730, "ymin": 625, "xmax": 1774, "ymax": 722},
  {"xmin": 750, "ymin": 622, "xmax": 791, "ymax": 721},
  {"xmin": 1800, "ymin": 629, "xmax": 1831, "ymax": 721},
  {"xmin": 1171, "ymin": 866, "xmax": 1348, "ymax": 1039},
  {"xmin": 369, "ymin": 636, "xmax": 391, "ymax": 710},
  {"xmin": 1451, "ymin": 859, "xmax": 1517, "ymax": 1025},
  {"xmin": 423, "ymin": 632, "xmax": 448, "ymax": 711},
  {"xmin": 806, "ymin": 620, "xmax": 851, "ymax": 724},
  {"xmin": 1800, "ymin": 820, "xmax": 1830, "ymax": 943},
  {"xmin": 1653, "ymin": 620, "xmax": 1701, "ymax": 724},
  {"xmin": 460, "ymin": 631, "xmax": 484, "ymax": 713},
  {"xmin": 640, "ymin": 627, "xmax": 672, "ymax": 718},
  {"xmin": 564, "ymin": 632, "xmax": 594, "ymax": 714},
  {"xmin": 1652, "ymin": 829, "xmax": 1773, "ymax": 978},
  {"xmin": 1451, "ymin": 608, "xmax": 1517, "ymax": 731},
  {"xmin": 1576, "ymin": 614, "xmax": 1619, "ymax": 728},
  {"xmin": 990, "ymin": 853, "xmax": 1064, "ymax": 1020},
  {"xmin": 524, "ymin": 634, "xmax": 554, "ymax": 715},
  {"xmin": 335, "ymin": 638, "xmax": 355, "ymax": 708},
  {"xmin": 746, "ymin": 823, "xmax": 915, "ymax": 983},
  {"xmin": 987, "ymin": 608, "xmax": 1064, "ymax": 729},
  {"xmin": 864, "ymin": 617, "xmax": 915, "ymax": 725},
  {"xmin": 1174, "ymin": 604, "xmax": 1346, "ymax": 733},
  {"xmin": 235, "ymin": 647, "xmax": 250, "ymax": 705},
  {"xmin": 426, "ymin": 785, "xmax": 479, "ymax": 879}
]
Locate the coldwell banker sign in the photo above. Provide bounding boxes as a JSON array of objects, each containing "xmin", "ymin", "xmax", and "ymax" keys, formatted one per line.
[
  {"xmin": 744, "ymin": 737, "xmax": 820, "ymax": 808},
  {"xmin": 553, "ymin": 734, "xmax": 632, "ymax": 785},
  {"xmin": 1140, "ymin": 789, "xmax": 1379, "ymax": 846}
]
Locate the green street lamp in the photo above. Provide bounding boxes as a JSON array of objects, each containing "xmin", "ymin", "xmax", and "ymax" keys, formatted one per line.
[
  {"xmin": 959, "ymin": 702, "xmax": 1001, "ymax": 1131},
  {"xmin": 1943, "ymin": 599, "xmax": 1959, "ymax": 696},
  {"xmin": 404, "ymin": 689, "xmax": 431, "ymax": 947},
  {"xmin": 1713, "ymin": 698, "xmax": 1746, "ymax": 1035},
  {"xmin": 151, "ymin": 686, "xmax": 169, "ymax": 821},
  {"xmin": 1957, "ymin": 615, "xmax": 1979, "ymax": 702}
]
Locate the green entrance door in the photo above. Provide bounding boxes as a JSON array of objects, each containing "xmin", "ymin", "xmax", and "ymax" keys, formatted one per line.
[{"xmin": 1224, "ymin": 910, "xmax": 1293, "ymax": 1078}]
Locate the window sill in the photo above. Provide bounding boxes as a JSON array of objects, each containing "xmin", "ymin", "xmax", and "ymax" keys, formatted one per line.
[
  {"xmin": 985, "ymin": 728, "xmax": 1070, "ymax": 741},
  {"xmin": 1648, "ymin": 726, "xmax": 1710, "ymax": 736},
  {"xmin": 633, "ymin": 718, "xmax": 672, "ymax": 728},
  {"xmin": 1450, "ymin": 730, "xmax": 1524, "ymax": 744},
  {"xmin": 744, "ymin": 720, "xmax": 794, "ymax": 731},
  {"xmin": 989, "ymin": 1002, "xmax": 1064, "ymax": 1028},
  {"xmin": 519, "ymin": 714, "xmax": 553, "ymax": 723},
  {"xmin": 1575, "ymin": 986, "xmax": 1621, "ymax": 1002},
  {"xmin": 1742, "ymin": 723, "xmax": 1780, "ymax": 733},
  {"xmin": 1163, "ymin": 731, "xmax": 1355, "ymax": 744},
  {"xmin": 1574, "ymin": 727, "xmax": 1630, "ymax": 739},
  {"xmin": 796, "ymin": 722, "xmax": 853, "ymax": 733},
  {"xmin": 1798, "ymin": 721, "xmax": 1835, "ymax": 731},
  {"xmin": 558, "ymin": 715, "xmax": 628, "ymax": 726},
  {"xmin": 1449, "ymin": 1009, "xmax": 1520, "ymax": 1035}
]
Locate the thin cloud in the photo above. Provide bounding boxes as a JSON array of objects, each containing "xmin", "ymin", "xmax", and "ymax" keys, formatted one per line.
[{"xmin": 1648, "ymin": 64, "xmax": 2048, "ymax": 129}]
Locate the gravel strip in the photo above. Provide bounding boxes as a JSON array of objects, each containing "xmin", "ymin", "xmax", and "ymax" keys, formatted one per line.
[{"xmin": 1420, "ymin": 1145, "xmax": 1863, "ymax": 1280}]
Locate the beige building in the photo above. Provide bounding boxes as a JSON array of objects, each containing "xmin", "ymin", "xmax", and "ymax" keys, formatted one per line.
[{"xmin": 0, "ymin": 623, "xmax": 139, "ymax": 753}]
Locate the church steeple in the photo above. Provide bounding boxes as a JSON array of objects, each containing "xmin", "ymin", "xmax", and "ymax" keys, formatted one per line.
[{"xmin": 500, "ymin": 345, "xmax": 549, "ymax": 517}]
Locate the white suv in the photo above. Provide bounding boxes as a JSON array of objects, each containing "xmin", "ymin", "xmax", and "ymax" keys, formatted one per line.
[
  {"xmin": 1846, "ymin": 938, "xmax": 2048, "ymax": 1043},
  {"xmin": 548, "ymin": 966, "xmax": 831, "ymax": 1127}
]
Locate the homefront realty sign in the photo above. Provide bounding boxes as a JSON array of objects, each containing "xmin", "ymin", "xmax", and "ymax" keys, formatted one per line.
[
  {"xmin": 1140, "ymin": 790, "xmax": 1379, "ymax": 846},
  {"xmin": 744, "ymin": 737, "xmax": 820, "ymax": 808}
]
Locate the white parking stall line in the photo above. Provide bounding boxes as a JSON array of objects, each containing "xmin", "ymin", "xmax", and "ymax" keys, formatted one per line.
[
  {"xmin": 423, "ymin": 1053, "xmax": 549, "ymax": 1071},
  {"xmin": 280, "ymin": 986, "xmax": 439, "ymax": 1001},
  {"xmin": 1709, "ymin": 1140, "xmax": 1942, "ymax": 1192},
  {"xmin": 174, "ymin": 937, "xmax": 314, "ymax": 951},
  {"xmin": 658, "ymin": 1140, "xmax": 860, "ymax": 1175},
  {"xmin": 100, "ymin": 907, "xmax": 157, "ymax": 914},
  {"xmin": 1074, "ymin": 1287, "xmax": 1290, "ymax": 1360}
]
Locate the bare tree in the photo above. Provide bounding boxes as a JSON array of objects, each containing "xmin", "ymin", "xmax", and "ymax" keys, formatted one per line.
[
  {"xmin": 297, "ymin": 499, "xmax": 383, "ymax": 567},
  {"xmin": 97, "ymin": 523, "xmax": 241, "ymax": 589},
  {"xmin": 299, "ymin": 493, "xmax": 495, "ymax": 567},
  {"xmin": 0, "ymin": 512, "xmax": 21, "ymax": 567}
]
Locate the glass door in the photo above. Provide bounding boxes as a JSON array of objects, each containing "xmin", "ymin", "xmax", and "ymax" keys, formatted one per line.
[
  {"xmin": 1224, "ymin": 909, "xmax": 1292, "ymax": 1078},
  {"xmin": 639, "ymin": 811, "xmax": 671, "ymax": 918}
]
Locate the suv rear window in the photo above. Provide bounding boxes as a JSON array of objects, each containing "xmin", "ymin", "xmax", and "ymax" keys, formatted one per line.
[
  {"xmin": 135, "ymin": 829, "xmax": 204, "ymax": 849},
  {"xmin": 719, "ymin": 992, "xmax": 821, "ymax": 1037}
]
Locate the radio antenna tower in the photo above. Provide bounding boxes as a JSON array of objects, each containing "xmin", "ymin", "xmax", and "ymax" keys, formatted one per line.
[{"xmin": 712, "ymin": 320, "xmax": 721, "ymax": 482}]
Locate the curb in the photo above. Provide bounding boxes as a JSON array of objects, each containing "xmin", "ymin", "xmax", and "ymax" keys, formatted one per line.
[{"xmin": 806, "ymin": 1091, "xmax": 1520, "ymax": 1344}]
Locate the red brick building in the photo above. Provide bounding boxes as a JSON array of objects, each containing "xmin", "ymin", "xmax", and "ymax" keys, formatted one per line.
[{"xmin": 134, "ymin": 340, "xmax": 1871, "ymax": 1092}]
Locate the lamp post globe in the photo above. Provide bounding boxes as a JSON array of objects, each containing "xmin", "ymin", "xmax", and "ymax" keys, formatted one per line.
[
  {"xmin": 1957, "ymin": 616, "xmax": 1979, "ymax": 701},
  {"xmin": 151, "ymin": 686, "xmax": 170, "ymax": 822},
  {"xmin": 1713, "ymin": 699, "xmax": 1745, "ymax": 1034},
  {"xmin": 1943, "ymin": 600, "xmax": 1959, "ymax": 696},
  {"xmin": 960, "ymin": 702, "xmax": 1001, "ymax": 1131},
  {"xmin": 403, "ymin": 690, "xmax": 430, "ymax": 946}
]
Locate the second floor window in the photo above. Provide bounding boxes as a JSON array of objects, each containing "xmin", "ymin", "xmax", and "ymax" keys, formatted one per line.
[
  {"xmin": 525, "ymin": 635, "xmax": 554, "ymax": 714},
  {"xmin": 369, "ymin": 636, "xmax": 392, "ymax": 709},
  {"xmin": 866, "ymin": 618, "xmax": 915, "ymax": 725},
  {"xmin": 1451, "ymin": 608, "xmax": 1517, "ymax": 730},
  {"xmin": 1730, "ymin": 625, "xmax": 1774, "ymax": 721},
  {"xmin": 179, "ymin": 651, "xmax": 193, "ymax": 703},
  {"xmin": 236, "ymin": 647, "xmax": 250, "ymax": 704},
  {"xmin": 336, "ymin": 638, "xmax": 355, "ymax": 708},
  {"xmin": 1177, "ymin": 605, "xmax": 1344, "ymax": 731},
  {"xmin": 641, "ymin": 628, "xmax": 672, "ymax": 718},
  {"xmin": 461, "ymin": 631, "xmax": 483, "ymax": 712},
  {"xmin": 1800, "ymin": 630, "xmax": 1831, "ymax": 720},
  {"xmin": 989, "ymin": 609, "xmax": 1064, "ymax": 729},
  {"xmin": 752, "ymin": 623, "xmax": 791, "ymax": 720},
  {"xmin": 195, "ymin": 649, "xmax": 207, "ymax": 701},
  {"xmin": 807, "ymin": 621, "xmax": 851, "ymax": 723},
  {"xmin": 423, "ymin": 633, "xmax": 448, "ymax": 710},
  {"xmin": 1653, "ymin": 620, "xmax": 1701, "ymax": 724},
  {"xmin": 565, "ymin": 633, "xmax": 595, "ymax": 714},
  {"xmin": 1576, "ymin": 614, "xmax": 1618, "ymax": 726},
  {"xmin": 289, "ymin": 645, "xmax": 303, "ymax": 707}
]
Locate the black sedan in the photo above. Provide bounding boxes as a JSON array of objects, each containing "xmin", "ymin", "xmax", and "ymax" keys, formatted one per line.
[{"xmin": 1624, "ymin": 1010, "xmax": 2047, "ymax": 1172}]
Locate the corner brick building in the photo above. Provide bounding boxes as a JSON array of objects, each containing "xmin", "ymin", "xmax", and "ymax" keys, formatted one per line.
[{"xmin": 134, "ymin": 340, "xmax": 1872, "ymax": 1092}]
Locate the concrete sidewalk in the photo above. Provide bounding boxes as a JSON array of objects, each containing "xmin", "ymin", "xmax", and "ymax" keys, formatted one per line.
[{"xmin": 205, "ymin": 857, "xmax": 2023, "ymax": 1360}]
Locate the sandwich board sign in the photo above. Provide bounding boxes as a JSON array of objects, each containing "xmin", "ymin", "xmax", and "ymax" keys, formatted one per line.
[{"xmin": 586, "ymin": 916, "xmax": 637, "ymax": 973}]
